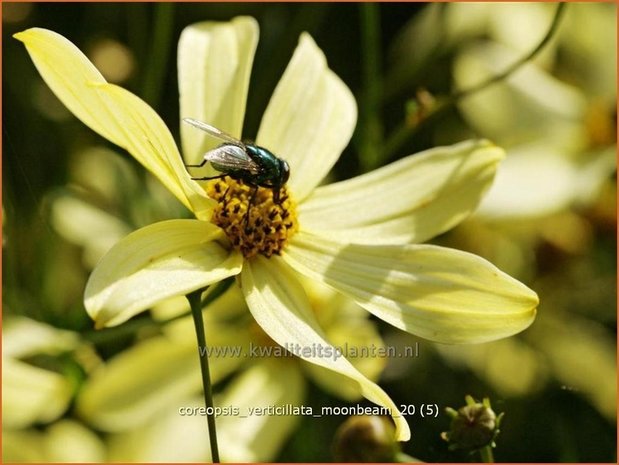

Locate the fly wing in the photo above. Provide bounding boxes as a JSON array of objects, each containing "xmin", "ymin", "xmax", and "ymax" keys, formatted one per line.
[
  {"xmin": 183, "ymin": 118, "xmax": 245, "ymax": 147},
  {"xmin": 204, "ymin": 145, "xmax": 261, "ymax": 174}
]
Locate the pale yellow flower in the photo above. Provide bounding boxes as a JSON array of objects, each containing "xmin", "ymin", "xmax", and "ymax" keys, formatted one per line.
[
  {"xmin": 392, "ymin": 4, "xmax": 615, "ymax": 219},
  {"xmin": 4, "ymin": 421, "xmax": 106, "ymax": 463},
  {"xmin": 16, "ymin": 17, "xmax": 539, "ymax": 442},
  {"xmin": 3, "ymin": 317, "xmax": 79, "ymax": 429},
  {"xmin": 2, "ymin": 317, "xmax": 107, "ymax": 463},
  {"xmin": 450, "ymin": 2, "xmax": 616, "ymax": 219},
  {"xmin": 50, "ymin": 144, "xmax": 388, "ymax": 459},
  {"xmin": 393, "ymin": 4, "xmax": 616, "ymax": 421}
]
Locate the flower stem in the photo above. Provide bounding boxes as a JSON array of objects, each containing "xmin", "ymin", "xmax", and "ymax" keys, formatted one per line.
[
  {"xmin": 357, "ymin": 2, "xmax": 384, "ymax": 172},
  {"xmin": 187, "ymin": 287, "xmax": 220, "ymax": 463},
  {"xmin": 451, "ymin": 2, "xmax": 567, "ymax": 102},
  {"xmin": 479, "ymin": 445, "xmax": 494, "ymax": 463},
  {"xmin": 142, "ymin": 2, "xmax": 175, "ymax": 109}
]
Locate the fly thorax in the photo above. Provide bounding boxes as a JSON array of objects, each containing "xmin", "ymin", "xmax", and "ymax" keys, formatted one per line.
[{"xmin": 206, "ymin": 177, "xmax": 298, "ymax": 259}]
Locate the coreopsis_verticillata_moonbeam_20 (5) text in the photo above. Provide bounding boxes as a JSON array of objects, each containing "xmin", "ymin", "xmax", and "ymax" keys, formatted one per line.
[{"xmin": 15, "ymin": 17, "xmax": 538, "ymax": 442}]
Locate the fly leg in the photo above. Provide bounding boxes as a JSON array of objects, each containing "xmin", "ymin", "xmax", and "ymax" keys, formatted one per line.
[
  {"xmin": 151, "ymin": 137, "xmax": 221, "ymax": 181},
  {"xmin": 189, "ymin": 174, "xmax": 228, "ymax": 181},
  {"xmin": 184, "ymin": 159, "xmax": 208, "ymax": 168},
  {"xmin": 272, "ymin": 187, "xmax": 288, "ymax": 206},
  {"xmin": 184, "ymin": 157, "xmax": 227, "ymax": 180}
]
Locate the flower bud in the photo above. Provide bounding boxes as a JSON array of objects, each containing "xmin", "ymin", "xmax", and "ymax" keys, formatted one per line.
[
  {"xmin": 442, "ymin": 396, "xmax": 503, "ymax": 451},
  {"xmin": 333, "ymin": 415, "xmax": 399, "ymax": 462}
]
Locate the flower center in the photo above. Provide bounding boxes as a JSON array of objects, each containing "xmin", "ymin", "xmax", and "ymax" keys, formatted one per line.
[{"xmin": 206, "ymin": 177, "xmax": 298, "ymax": 259}]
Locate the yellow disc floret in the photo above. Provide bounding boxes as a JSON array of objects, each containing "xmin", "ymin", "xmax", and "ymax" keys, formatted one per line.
[{"xmin": 207, "ymin": 177, "xmax": 298, "ymax": 259}]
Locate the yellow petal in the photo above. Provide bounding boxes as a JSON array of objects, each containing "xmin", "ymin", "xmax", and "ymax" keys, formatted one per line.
[
  {"xmin": 302, "ymin": 317, "xmax": 387, "ymax": 401},
  {"xmin": 153, "ymin": 285, "xmax": 248, "ymax": 336},
  {"xmin": 217, "ymin": 360, "xmax": 305, "ymax": 462},
  {"xmin": 256, "ymin": 33, "xmax": 357, "ymax": 202},
  {"xmin": 300, "ymin": 139, "xmax": 504, "ymax": 244},
  {"xmin": 51, "ymin": 194, "xmax": 132, "ymax": 268},
  {"xmin": 13, "ymin": 28, "xmax": 116, "ymax": 144},
  {"xmin": 108, "ymin": 360, "xmax": 302, "ymax": 462},
  {"xmin": 284, "ymin": 231, "xmax": 538, "ymax": 344},
  {"xmin": 436, "ymin": 338, "xmax": 546, "ymax": 397},
  {"xmin": 476, "ymin": 143, "xmax": 617, "ymax": 219},
  {"xmin": 108, "ymin": 396, "xmax": 210, "ymax": 462},
  {"xmin": 77, "ymin": 323, "xmax": 248, "ymax": 431},
  {"xmin": 178, "ymin": 17, "xmax": 258, "ymax": 164},
  {"xmin": 446, "ymin": 3, "xmax": 556, "ymax": 60},
  {"xmin": 299, "ymin": 281, "xmax": 387, "ymax": 400},
  {"xmin": 3, "ymin": 358, "xmax": 73, "ymax": 429},
  {"xmin": 3, "ymin": 430, "xmax": 46, "ymax": 463},
  {"xmin": 3, "ymin": 316, "xmax": 79, "ymax": 359},
  {"xmin": 44, "ymin": 420, "xmax": 107, "ymax": 462},
  {"xmin": 108, "ymin": 358, "xmax": 302, "ymax": 463},
  {"xmin": 91, "ymin": 82, "xmax": 214, "ymax": 219},
  {"xmin": 532, "ymin": 313, "xmax": 617, "ymax": 421},
  {"xmin": 454, "ymin": 40, "xmax": 587, "ymax": 150},
  {"xmin": 14, "ymin": 28, "xmax": 212, "ymax": 218},
  {"xmin": 84, "ymin": 219, "xmax": 243, "ymax": 328},
  {"xmin": 241, "ymin": 257, "xmax": 410, "ymax": 441},
  {"xmin": 3, "ymin": 424, "xmax": 105, "ymax": 463}
]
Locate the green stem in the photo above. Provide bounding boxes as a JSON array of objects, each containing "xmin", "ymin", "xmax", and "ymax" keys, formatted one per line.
[
  {"xmin": 451, "ymin": 2, "xmax": 567, "ymax": 102},
  {"xmin": 383, "ymin": 2, "xmax": 568, "ymax": 161},
  {"xmin": 187, "ymin": 288, "xmax": 220, "ymax": 463},
  {"xmin": 356, "ymin": 2, "xmax": 383, "ymax": 171},
  {"xmin": 381, "ymin": 122, "xmax": 416, "ymax": 166},
  {"xmin": 382, "ymin": 3, "xmax": 448, "ymax": 103},
  {"xmin": 479, "ymin": 445, "xmax": 494, "ymax": 463},
  {"xmin": 127, "ymin": 3, "xmax": 149, "ymax": 68},
  {"xmin": 141, "ymin": 3, "xmax": 175, "ymax": 109}
]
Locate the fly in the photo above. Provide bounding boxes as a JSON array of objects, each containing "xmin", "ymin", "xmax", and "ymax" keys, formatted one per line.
[{"xmin": 183, "ymin": 118, "xmax": 290, "ymax": 205}]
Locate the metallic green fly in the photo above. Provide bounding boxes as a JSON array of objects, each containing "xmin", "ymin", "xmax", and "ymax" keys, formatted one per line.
[{"xmin": 183, "ymin": 118, "xmax": 290, "ymax": 204}]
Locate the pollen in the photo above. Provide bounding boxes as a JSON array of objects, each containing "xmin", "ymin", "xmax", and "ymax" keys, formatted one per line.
[{"xmin": 206, "ymin": 177, "xmax": 298, "ymax": 259}]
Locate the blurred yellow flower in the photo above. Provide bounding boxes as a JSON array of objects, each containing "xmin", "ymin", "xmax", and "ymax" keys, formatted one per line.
[
  {"xmin": 4, "ymin": 420, "xmax": 106, "ymax": 463},
  {"xmin": 16, "ymin": 17, "xmax": 540, "ymax": 442},
  {"xmin": 50, "ymin": 145, "xmax": 187, "ymax": 269},
  {"xmin": 393, "ymin": 3, "xmax": 616, "ymax": 422},
  {"xmin": 450, "ymin": 3, "xmax": 616, "ymax": 219},
  {"xmin": 2, "ymin": 317, "xmax": 107, "ymax": 463},
  {"xmin": 76, "ymin": 282, "xmax": 388, "ymax": 462}
]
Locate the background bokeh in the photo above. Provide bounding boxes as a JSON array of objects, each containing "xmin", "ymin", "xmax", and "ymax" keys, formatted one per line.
[{"xmin": 3, "ymin": 2, "xmax": 616, "ymax": 462}]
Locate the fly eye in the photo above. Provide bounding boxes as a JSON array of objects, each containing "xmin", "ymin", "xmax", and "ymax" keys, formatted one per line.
[{"xmin": 280, "ymin": 160, "xmax": 290, "ymax": 184}]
